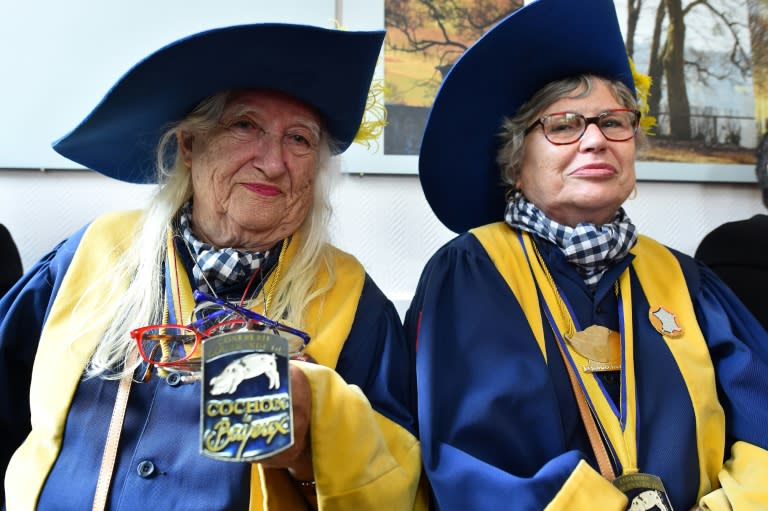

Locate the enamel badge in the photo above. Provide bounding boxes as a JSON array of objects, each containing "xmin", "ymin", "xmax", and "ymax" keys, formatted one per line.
[
  {"xmin": 613, "ymin": 472, "xmax": 674, "ymax": 511},
  {"xmin": 201, "ymin": 330, "xmax": 293, "ymax": 462},
  {"xmin": 648, "ymin": 306, "xmax": 683, "ymax": 338}
]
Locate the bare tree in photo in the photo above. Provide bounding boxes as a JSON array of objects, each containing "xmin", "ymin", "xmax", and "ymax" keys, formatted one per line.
[
  {"xmin": 747, "ymin": 0, "xmax": 768, "ymax": 133},
  {"xmin": 664, "ymin": 0, "xmax": 693, "ymax": 139},
  {"xmin": 640, "ymin": 0, "xmax": 751, "ymax": 141},
  {"xmin": 627, "ymin": 0, "xmax": 644, "ymax": 57},
  {"xmin": 648, "ymin": 1, "xmax": 669, "ymax": 122},
  {"xmin": 383, "ymin": 0, "xmax": 755, "ymax": 160},
  {"xmin": 386, "ymin": 0, "xmax": 521, "ymax": 92},
  {"xmin": 384, "ymin": 0, "xmax": 522, "ymax": 154}
]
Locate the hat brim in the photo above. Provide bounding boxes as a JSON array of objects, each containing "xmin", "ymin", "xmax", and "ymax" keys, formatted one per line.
[
  {"xmin": 418, "ymin": 0, "xmax": 634, "ymax": 233},
  {"xmin": 53, "ymin": 24, "xmax": 385, "ymax": 183}
]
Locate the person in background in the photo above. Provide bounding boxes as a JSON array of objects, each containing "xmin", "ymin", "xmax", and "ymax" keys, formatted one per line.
[
  {"xmin": 0, "ymin": 24, "xmax": 425, "ymax": 510},
  {"xmin": 695, "ymin": 133, "xmax": 768, "ymax": 331},
  {"xmin": 0, "ymin": 224, "xmax": 22, "ymax": 297},
  {"xmin": 407, "ymin": 0, "xmax": 768, "ymax": 509}
]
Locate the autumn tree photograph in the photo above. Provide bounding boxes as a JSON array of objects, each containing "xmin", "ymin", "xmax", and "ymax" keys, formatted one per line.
[{"xmin": 384, "ymin": 0, "xmax": 766, "ymax": 170}]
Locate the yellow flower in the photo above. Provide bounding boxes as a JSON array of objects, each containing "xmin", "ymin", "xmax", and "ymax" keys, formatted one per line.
[
  {"xmin": 332, "ymin": 19, "xmax": 388, "ymax": 151},
  {"xmin": 629, "ymin": 57, "xmax": 656, "ymax": 135},
  {"xmin": 353, "ymin": 78, "xmax": 388, "ymax": 150}
]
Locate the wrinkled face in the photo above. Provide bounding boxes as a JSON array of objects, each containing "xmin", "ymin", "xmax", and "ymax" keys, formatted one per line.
[
  {"xmin": 180, "ymin": 89, "xmax": 323, "ymax": 251},
  {"xmin": 517, "ymin": 79, "xmax": 637, "ymax": 227}
]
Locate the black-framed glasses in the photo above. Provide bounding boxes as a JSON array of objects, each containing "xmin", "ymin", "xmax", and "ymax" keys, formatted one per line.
[
  {"xmin": 524, "ymin": 108, "xmax": 641, "ymax": 145},
  {"xmin": 129, "ymin": 291, "xmax": 311, "ymax": 370}
]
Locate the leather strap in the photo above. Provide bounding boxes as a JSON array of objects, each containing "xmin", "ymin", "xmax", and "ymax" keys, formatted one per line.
[
  {"xmin": 554, "ymin": 338, "xmax": 617, "ymax": 481},
  {"xmin": 92, "ymin": 371, "xmax": 134, "ymax": 511}
]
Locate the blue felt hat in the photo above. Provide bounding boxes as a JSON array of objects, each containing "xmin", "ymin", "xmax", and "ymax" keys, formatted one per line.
[
  {"xmin": 418, "ymin": 0, "xmax": 635, "ymax": 233},
  {"xmin": 53, "ymin": 24, "xmax": 385, "ymax": 183}
]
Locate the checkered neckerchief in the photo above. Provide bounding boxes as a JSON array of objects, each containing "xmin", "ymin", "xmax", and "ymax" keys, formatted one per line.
[
  {"xmin": 178, "ymin": 206, "xmax": 269, "ymax": 293},
  {"xmin": 505, "ymin": 193, "xmax": 637, "ymax": 289}
]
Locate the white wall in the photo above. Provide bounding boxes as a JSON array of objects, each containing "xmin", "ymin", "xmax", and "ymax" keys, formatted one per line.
[{"xmin": 0, "ymin": 169, "xmax": 764, "ymax": 315}]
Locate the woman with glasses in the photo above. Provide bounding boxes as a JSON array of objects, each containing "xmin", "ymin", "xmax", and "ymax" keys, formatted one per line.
[
  {"xmin": 407, "ymin": 0, "xmax": 768, "ymax": 509},
  {"xmin": 0, "ymin": 25, "xmax": 424, "ymax": 510}
]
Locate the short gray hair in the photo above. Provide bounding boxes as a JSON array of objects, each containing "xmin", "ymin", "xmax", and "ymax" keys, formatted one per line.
[{"xmin": 495, "ymin": 75, "xmax": 641, "ymax": 191}]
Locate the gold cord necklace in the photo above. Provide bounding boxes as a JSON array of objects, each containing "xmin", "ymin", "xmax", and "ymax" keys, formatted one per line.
[{"xmin": 530, "ymin": 241, "xmax": 621, "ymax": 370}]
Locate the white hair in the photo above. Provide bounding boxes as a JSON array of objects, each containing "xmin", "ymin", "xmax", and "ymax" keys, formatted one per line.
[{"xmin": 83, "ymin": 91, "xmax": 338, "ymax": 379}]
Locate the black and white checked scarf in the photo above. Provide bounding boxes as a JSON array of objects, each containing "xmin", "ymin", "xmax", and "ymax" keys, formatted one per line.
[
  {"xmin": 505, "ymin": 193, "xmax": 638, "ymax": 289},
  {"xmin": 178, "ymin": 205, "xmax": 269, "ymax": 293}
]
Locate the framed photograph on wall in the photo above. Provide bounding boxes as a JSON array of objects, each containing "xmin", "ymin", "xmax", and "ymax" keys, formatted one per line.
[{"xmin": 342, "ymin": 0, "xmax": 765, "ymax": 182}]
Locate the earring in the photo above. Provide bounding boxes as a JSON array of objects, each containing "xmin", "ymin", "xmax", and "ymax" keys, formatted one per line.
[
  {"xmin": 628, "ymin": 185, "xmax": 638, "ymax": 200},
  {"xmin": 504, "ymin": 186, "xmax": 522, "ymax": 202}
]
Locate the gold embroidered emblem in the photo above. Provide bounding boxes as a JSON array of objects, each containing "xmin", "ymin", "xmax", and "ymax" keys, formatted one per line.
[{"xmin": 567, "ymin": 325, "xmax": 622, "ymax": 372}]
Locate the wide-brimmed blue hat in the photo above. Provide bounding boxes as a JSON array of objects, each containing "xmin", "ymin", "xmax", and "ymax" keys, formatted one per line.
[
  {"xmin": 419, "ymin": 0, "xmax": 635, "ymax": 233},
  {"xmin": 53, "ymin": 24, "xmax": 385, "ymax": 183}
]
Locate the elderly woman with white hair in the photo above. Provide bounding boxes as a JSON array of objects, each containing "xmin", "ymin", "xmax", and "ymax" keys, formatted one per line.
[{"xmin": 0, "ymin": 24, "xmax": 424, "ymax": 510}]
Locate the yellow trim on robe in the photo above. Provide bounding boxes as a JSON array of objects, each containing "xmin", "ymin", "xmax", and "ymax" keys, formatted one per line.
[
  {"xmin": 287, "ymin": 235, "xmax": 364, "ymax": 370},
  {"xmin": 544, "ymin": 460, "xmax": 628, "ymax": 511},
  {"xmin": 166, "ymin": 228, "xmax": 195, "ymax": 324},
  {"xmin": 475, "ymin": 225, "xmax": 640, "ymax": 473},
  {"xmin": 700, "ymin": 441, "xmax": 768, "ymax": 510},
  {"xmin": 251, "ymin": 236, "xmax": 427, "ymax": 510},
  {"xmin": 470, "ymin": 224, "xmax": 547, "ymax": 362},
  {"xmin": 257, "ymin": 362, "xmax": 426, "ymax": 511},
  {"xmin": 630, "ymin": 235, "xmax": 725, "ymax": 500},
  {"xmin": 552, "ymin": 270, "xmax": 640, "ymax": 474},
  {"xmin": 5, "ymin": 210, "xmax": 144, "ymax": 510},
  {"xmin": 7, "ymin": 210, "xmax": 425, "ymax": 511},
  {"xmin": 470, "ymin": 223, "xmax": 727, "ymax": 505},
  {"xmin": 169, "ymin": 220, "xmax": 424, "ymax": 510}
]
